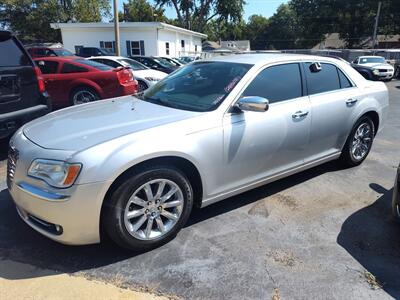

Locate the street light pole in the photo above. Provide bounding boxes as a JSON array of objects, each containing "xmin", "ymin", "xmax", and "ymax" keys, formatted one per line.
[
  {"xmin": 113, "ymin": 0, "xmax": 121, "ymax": 56},
  {"xmin": 372, "ymin": 1, "xmax": 382, "ymax": 49}
]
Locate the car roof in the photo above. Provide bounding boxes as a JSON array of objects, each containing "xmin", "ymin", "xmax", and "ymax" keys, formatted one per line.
[
  {"xmin": 358, "ymin": 55, "xmax": 385, "ymax": 58},
  {"xmin": 0, "ymin": 31, "xmax": 12, "ymax": 38},
  {"xmin": 89, "ymin": 56, "xmax": 127, "ymax": 60},
  {"xmin": 202, "ymin": 53, "xmax": 345, "ymax": 66},
  {"xmin": 33, "ymin": 56, "xmax": 79, "ymax": 61}
]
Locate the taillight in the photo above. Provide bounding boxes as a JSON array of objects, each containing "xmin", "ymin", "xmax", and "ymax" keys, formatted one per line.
[
  {"xmin": 116, "ymin": 68, "xmax": 135, "ymax": 86},
  {"xmin": 34, "ymin": 66, "xmax": 46, "ymax": 93}
]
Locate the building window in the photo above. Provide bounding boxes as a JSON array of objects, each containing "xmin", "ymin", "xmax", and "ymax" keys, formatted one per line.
[
  {"xmin": 165, "ymin": 42, "xmax": 170, "ymax": 55},
  {"xmin": 181, "ymin": 40, "xmax": 185, "ymax": 48},
  {"xmin": 100, "ymin": 41, "xmax": 115, "ymax": 54},
  {"xmin": 131, "ymin": 41, "xmax": 142, "ymax": 55},
  {"xmin": 195, "ymin": 45, "xmax": 198, "ymax": 52}
]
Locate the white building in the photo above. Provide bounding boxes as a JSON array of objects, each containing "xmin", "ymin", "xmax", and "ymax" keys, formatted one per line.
[{"xmin": 50, "ymin": 22, "xmax": 207, "ymax": 57}]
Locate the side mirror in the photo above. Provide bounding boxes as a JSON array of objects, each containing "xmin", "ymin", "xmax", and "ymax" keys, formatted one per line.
[{"xmin": 236, "ymin": 96, "xmax": 269, "ymax": 112}]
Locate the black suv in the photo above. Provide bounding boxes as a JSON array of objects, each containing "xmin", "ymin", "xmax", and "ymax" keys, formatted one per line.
[
  {"xmin": 130, "ymin": 56, "xmax": 178, "ymax": 74},
  {"xmin": 77, "ymin": 47, "xmax": 114, "ymax": 57},
  {"xmin": 0, "ymin": 31, "xmax": 51, "ymax": 139}
]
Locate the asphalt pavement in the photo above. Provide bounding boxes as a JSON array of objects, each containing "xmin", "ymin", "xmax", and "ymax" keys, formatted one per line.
[{"xmin": 0, "ymin": 81, "xmax": 399, "ymax": 299}]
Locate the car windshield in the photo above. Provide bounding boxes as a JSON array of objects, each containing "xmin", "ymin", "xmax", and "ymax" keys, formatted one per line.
[
  {"xmin": 174, "ymin": 58, "xmax": 187, "ymax": 64},
  {"xmin": 53, "ymin": 49, "xmax": 74, "ymax": 56},
  {"xmin": 140, "ymin": 61, "xmax": 252, "ymax": 112},
  {"xmin": 359, "ymin": 57, "xmax": 386, "ymax": 64},
  {"xmin": 162, "ymin": 58, "xmax": 180, "ymax": 66},
  {"xmin": 74, "ymin": 59, "xmax": 112, "ymax": 70},
  {"xmin": 153, "ymin": 58, "xmax": 174, "ymax": 68},
  {"xmin": 117, "ymin": 58, "xmax": 148, "ymax": 70},
  {"xmin": 100, "ymin": 48, "xmax": 114, "ymax": 55}
]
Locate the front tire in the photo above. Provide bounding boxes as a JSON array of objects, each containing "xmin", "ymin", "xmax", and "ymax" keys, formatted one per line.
[
  {"xmin": 103, "ymin": 165, "xmax": 193, "ymax": 251},
  {"xmin": 340, "ymin": 116, "xmax": 375, "ymax": 167}
]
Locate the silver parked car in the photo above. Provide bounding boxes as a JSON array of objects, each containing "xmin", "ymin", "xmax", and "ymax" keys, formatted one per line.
[{"xmin": 8, "ymin": 54, "xmax": 389, "ymax": 250}]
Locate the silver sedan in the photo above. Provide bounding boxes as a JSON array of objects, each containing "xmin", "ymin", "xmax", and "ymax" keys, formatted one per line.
[{"xmin": 8, "ymin": 54, "xmax": 389, "ymax": 250}]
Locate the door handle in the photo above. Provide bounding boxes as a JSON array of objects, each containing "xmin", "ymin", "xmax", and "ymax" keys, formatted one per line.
[
  {"xmin": 346, "ymin": 98, "xmax": 358, "ymax": 105},
  {"xmin": 292, "ymin": 111, "xmax": 309, "ymax": 119},
  {"xmin": 45, "ymin": 79, "xmax": 55, "ymax": 83}
]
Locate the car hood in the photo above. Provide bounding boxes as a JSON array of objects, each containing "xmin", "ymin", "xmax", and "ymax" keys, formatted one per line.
[
  {"xmin": 361, "ymin": 63, "xmax": 394, "ymax": 69},
  {"xmin": 23, "ymin": 96, "xmax": 199, "ymax": 151},
  {"xmin": 133, "ymin": 69, "xmax": 168, "ymax": 80}
]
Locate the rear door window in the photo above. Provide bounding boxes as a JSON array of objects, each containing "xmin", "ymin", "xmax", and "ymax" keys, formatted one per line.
[
  {"xmin": 61, "ymin": 63, "xmax": 88, "ymax": 73},
  {"xmin": 74, "ymin": 59, "xmax": 112, "ymax": 70},
  {"xmin": 242, "ymin": 63, "xmax": 303, "ymax": 103},
  {"xmin": 338, "ymin": 69, "xmax": 353, "ymax": 88},
  {"xmin": 305, "ymin": 63, "xmax": 341, "ymax": 95},
  {"xmin": 0, "ymin": 37, "xmax": 30, "ymax": 67},
  {"xmin": 36, "ymin": 60, "xmax": 59, "ymax": 74}
]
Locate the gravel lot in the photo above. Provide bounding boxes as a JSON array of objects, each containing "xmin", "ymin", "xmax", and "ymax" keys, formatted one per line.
[{"xmin": 0, "ymin": 81, "xmax": 399, "ymax": 299}]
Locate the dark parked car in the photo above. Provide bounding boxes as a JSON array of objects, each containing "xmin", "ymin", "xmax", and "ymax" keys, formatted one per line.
[
  {"xmin": 27, "ymin": 47, "xmax": 75, "ymax": 59},
  {"xmin": 350, "ymin": 63, "xmax": 380, "ymax": 81},
  {"xmin": 130, "ymin": 56, "xmax": 178, "ymax": 74},
  {"xmin": 77, "ymin": 47, "xmax": 115, "ymax": 58},
  {"xmin": 35, "ymin": 57, "xmax": 137, "ymax": 108},
  {"xmin": 319, "ymin": 55, "xmax": 380, "ymax": 81},
  {"xmin": 0, "ymin": 31, "xmax": 51, "ymax": 139}
]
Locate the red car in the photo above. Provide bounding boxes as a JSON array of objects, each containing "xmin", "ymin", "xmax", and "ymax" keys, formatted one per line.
[
  {"xmin": 34, "ymin": 57, "xmax": 138, "ymax": 108},
  {"xmin": 27, "ymin": 47, "xmax": 75, "ymax": 58}
]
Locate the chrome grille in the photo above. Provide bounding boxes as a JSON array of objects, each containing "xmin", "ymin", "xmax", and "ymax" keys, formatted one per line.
[{"xmin": 7, "ymin": 147, "xmax": 18, "ymax": 188}]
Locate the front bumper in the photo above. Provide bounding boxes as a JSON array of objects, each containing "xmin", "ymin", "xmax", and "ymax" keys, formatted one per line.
[
  {"xmin": 378, "ymin": 71, "xmax": 394, "ymax": 80},
  {"xmin": 0, "ymin": 102, "xmax": 50, "ymax": 139},
  {"xmin": 10, "ymin": 180, "xmax": 109, "ymax": 245},
  {"xmin": 7, "ymin": 131, "xmax": 112, "ymax": 245}
]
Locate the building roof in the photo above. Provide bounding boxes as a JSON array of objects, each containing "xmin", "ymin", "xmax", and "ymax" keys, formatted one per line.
[
  {"xmin": 313, "ymin": 33, "xmax": 400, "ymax": 49},
  {"xmin": 220, "ymin": 40, "xmax": 251, "ymax": 51},
  {"xmin": 50, "ymin": 22, "xmax": 207, "ymax": 39}
]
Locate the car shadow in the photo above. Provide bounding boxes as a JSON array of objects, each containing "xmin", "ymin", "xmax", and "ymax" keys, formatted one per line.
[
  {"xmin": 187, "ymin": 160, "xmax": 347, "ymax": 226},
  {"xmin": 0, "ymin": 160, "xmax": 346, "ymax": 280},
  {"xmin": 337, "ymin": 183, "xmax": 400, "ymax": 298}
]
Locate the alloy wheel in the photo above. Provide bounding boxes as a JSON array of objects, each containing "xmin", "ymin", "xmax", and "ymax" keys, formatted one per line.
[
  {"xmin": 73, "ymin": 90, "xmax": 97, "ymax": 105},
  {"xmin": 123, "ymin": 179, "xmax": 184, "ymax": 240},
  {"xmin": 350, "ymin": 122, "xmax": 373, "ymax": 161}
]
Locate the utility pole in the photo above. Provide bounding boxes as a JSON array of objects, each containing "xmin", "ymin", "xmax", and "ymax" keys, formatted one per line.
[
  {"xmin": 372, "ymin": 1, "xmax": 382, "ymax": 49},
  {"xmin": 113, "ymin": 0, "xmax": 121, "ymax": 56}
]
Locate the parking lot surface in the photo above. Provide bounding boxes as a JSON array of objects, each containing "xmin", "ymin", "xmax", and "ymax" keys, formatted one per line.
[{"xmin": 0, "ymin": 81, "xmax": 399, "ymax": 299}]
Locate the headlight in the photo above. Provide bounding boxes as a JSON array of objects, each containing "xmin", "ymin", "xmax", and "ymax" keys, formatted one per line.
[
  {"xmin": 373, "ymin": 69, "xmax": 380, "ymax": 75},
  {"xmin": 144, "ymin": 77, "xmax": 160, "ymax": 82},
  {"xmin": 28, "ymin": 159, "xmax": 82, "ymax": 188}
]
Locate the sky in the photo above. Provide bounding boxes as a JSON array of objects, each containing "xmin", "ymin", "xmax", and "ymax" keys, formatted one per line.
[{"xmin": 117, "ymin": 0, "xmax": 288, "ymax": 22}]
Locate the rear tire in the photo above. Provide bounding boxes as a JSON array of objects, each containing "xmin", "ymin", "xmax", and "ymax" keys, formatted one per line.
[
  {"xmin": 103, "ymin": 165, "xmax": 193, "ymax": 251},
  {"xmin": 137, "ymin": 80, "xmax": 148, "ymax": 92},
  {"xmin": 340, "ymin": 116, "xmax": 375, "ymax": 167},
  {"xmin": 70, "ymin": 87, "xmax": 99, "ymax": 105}
]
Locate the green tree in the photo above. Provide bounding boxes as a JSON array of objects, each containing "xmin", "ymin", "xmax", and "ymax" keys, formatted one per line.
[
  {"xmin": 244, "ymin": 15, "xmax": 269, "ymax": 50},
  {"xmin": 0, "ymin": 0, "xmax": 110, "ymax": 42},
  {"xmin": 290, "ymin": 0, "xmax": 400, "ymax": 48},
  {"xmin": 120, "ymin": 0, "xmax": 167, "ymax": 22},
  {"xmin": 264, "ymin": 4, "xmax": 298, "ymax": 49},
  {"xmin": 154, "ymin": 0, "xmax": 245, "ymax": 33}
]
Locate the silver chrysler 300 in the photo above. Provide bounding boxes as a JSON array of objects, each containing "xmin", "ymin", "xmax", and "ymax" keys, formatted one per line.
[{"xmin": 8, "ymin": 54, "xmax": 389, "ymax": 250}]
